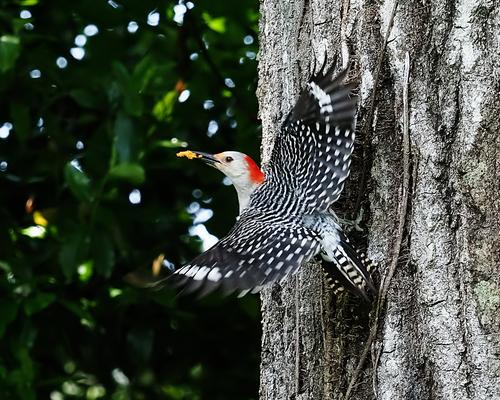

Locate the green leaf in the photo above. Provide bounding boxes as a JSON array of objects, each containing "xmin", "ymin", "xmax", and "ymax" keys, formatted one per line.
[
  {"xmin": 59, "ymin": 299, "xmax": 95, "ymax": 328},
  {"xmin": 124, "ymin": 90, "xmax": 143, "ymax": 117},
  {"xmin": 69, "ymin": 89, "xmax": 98, "ymax": 108},
  {"xmin": 0, "ymin": 300, "xmax": 18, "ymax": 337},
  {"xmin": 23, "ymin": 292, "xmax": 56, "ymax": 316},
  {"xmin": 133, "ymin": 56, "xmax": 158, "ymax": 92},
  {"xmin": 0, "ymin": 35, "xmax": 20, "ymax": 73},
  {"xmin": 92, "ymin": 233, "xmax": 115, "ymax": 278},
  {"xmin": 127, "ymin": 327, "xmax": 154, "ymax": 365},
  {"xmin": 189, "ymin": 363, "xmax": 203, "ymax": 380},
  {"xmin": 109, "ymin": 163, "xmax": 145, "ymax": 185},
  {"xmin": 19, "ymin": 225, "xmax": 46, "ymax": 238},
  {"xmin": 112, "ymin": 62, "xmax": 143, "ymax": 116},
  {"xmin": 202, "ymin": 13, "xmax": 226, "ymax": 33},
  {"xmin": 11, "ymin": 347, "xmax": 35, "ymax": 398},
  {"xmin": 163, "ymin": 385, "xmax": 197, "ymax": 400},
  {"xmin": 112, "ymin": 61, "xmax": 130, "ymax": 87},
  {"xmin": 64, "ymin": 162, "xmax": 92, "ymax": 202},
  {"xmin": 153, "ymin": 91, "xmax": 177, "ymax": 121},
  {"xmin": 0, "ymin": 260, "xmax": 11, "ymax": 273},
  {"xmin": 77, "ymin": 260, "xmax": 93, "ymax": 282},
  {"xmin": 9, "ymin": 102, "xmax": 30, "ymax": 143},
  {"xmin": 17, "ymin": 319, "xmax": 38, "ymax": 349},
  {"xmin": 58, "ymin": 232, "xmax": 88, "ymax": 279},
  {"xmin": 113, "ymin": 112, "xmax": 136, "ymax": 164}
]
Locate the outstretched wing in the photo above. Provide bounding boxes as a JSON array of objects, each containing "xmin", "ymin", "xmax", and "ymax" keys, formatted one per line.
[
  {"xmin": 171, "ymin": 209, "xmax": 321, "ymax": 296},
  {"xmin": 168, "ymin": 67, "xmax": 358, "ymax": 297},
  {"xmin": 250, "ymin": 67, "xmax": 357, "ymax": 214}
]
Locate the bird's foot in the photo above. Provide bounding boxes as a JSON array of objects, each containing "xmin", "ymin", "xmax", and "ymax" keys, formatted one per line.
[{"xmin": 336, "ymin": 207, "xmax": 365, "ymax": 232}]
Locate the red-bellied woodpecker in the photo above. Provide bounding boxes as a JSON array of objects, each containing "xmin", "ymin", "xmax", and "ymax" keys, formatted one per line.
[{"xmin": 175, "ymin": 67, "xmax": 376, "ymax": 299}]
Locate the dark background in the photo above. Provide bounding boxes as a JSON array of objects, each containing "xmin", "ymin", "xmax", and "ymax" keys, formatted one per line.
[{"xmin": 0, "ymin": 0, "xmax": 261, "ymax": 398}]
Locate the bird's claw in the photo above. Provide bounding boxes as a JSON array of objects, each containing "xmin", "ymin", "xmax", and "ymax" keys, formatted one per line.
[{"xmin": 336, "ymin": 207, "xmax": 365, "ymax": 232}]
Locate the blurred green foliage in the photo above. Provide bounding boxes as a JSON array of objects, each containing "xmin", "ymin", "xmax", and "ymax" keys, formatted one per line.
[{"xmin": 0, "ymin": 0, "xmax": 261, "ymax": 398}]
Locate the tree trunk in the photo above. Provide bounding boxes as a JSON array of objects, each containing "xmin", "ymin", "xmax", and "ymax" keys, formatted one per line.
[{"xmin": 257, "ymin": 1, "xmax": 500, "ymax": 399}]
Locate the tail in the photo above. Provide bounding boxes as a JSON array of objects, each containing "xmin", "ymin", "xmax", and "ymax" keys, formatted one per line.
[{"xmin": 320, "ymin": 233, "xmax": 378, "ymax": 301}]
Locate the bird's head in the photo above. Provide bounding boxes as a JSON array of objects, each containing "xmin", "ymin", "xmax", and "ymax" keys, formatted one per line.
[{"xmin": 177, "ymin": 150, "xmax": 264, "ymax": 212}]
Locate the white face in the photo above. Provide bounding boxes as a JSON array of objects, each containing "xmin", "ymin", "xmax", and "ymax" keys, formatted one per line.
[
  {"xmin": 211, "ymin": 151, "xmax": 250, "ymax": 182},
  {"xmin": 193, "ymin": 150, "xmax": 263, "ymax": 213}
]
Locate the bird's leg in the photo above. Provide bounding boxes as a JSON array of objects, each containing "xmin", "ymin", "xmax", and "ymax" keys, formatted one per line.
[{"xmin": 334, "ymin": 207, "xmax": 365, "ymax": 233}]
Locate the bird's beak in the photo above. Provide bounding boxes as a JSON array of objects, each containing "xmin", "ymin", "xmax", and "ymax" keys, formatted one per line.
[{"xmin": 191, "ymin": 151, "xmax": 221, "ymax": 166}]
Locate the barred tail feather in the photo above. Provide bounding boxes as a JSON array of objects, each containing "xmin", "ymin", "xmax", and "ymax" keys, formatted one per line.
[{"xmin": 321, "ymin": 241, "xmax": 378, "ymax": 300}]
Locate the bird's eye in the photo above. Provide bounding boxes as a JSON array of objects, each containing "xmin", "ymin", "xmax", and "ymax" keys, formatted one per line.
[{"xmin": 225, "ymin": 156, "xmax": 234, "ymax": 163}]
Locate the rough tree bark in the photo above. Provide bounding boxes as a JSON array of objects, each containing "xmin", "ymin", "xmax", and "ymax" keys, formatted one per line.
[{"xmin": 257, "ymin": 1, "xmax": 500, "ymax": 399}]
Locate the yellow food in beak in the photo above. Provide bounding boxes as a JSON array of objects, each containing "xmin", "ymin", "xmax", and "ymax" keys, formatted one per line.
[{"xmin": 176, "ymin": 150, "xmax": 201, "ymax": 160}]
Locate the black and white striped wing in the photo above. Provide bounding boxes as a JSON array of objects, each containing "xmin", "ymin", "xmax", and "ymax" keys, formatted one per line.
[
  {"xmin": 250, "ymin": 68, "xmax": 357, "ymax": 214},
  {"xmin": 171, "ymin": 210, "xmax": 321, "ymax": 296}
]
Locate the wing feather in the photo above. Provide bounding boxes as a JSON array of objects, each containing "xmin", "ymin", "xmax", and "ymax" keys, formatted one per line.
[
  {"xmin": 171, "ymin": 210, "xmax": 321, "ymax": 296},
  {"xmin": 250, "ymin": 68, "xmax": 357, "ymax": 214}
]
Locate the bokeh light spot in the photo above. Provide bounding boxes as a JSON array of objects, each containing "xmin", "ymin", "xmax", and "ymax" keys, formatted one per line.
[
  {"xmin": 178, "ymin": 89, "xmax": 190, "ymax": 103},
  {"xmin": 30, "ymin": 69, "xmax": 41, "ymax": 79},
  {"xmin": 129, "ymin": 189, "xmax": 141, "ymax": 205},
  {"xmin": 127, "ymin": 21, "xmax": 139, "ymax": 33},
  {"xmin": 173, "ymin": 4, "xmax": 187, "ymax": 24},
  {"xmin": 188, "ymin": 224, "xmax": 218, "ymax": 251},
  {"xmin": 56, "ymin": 56, "xmax": 68, "ymax": 68},
  {"xmin": 74, "ymin": 34, "xmax": 87, "ymax": 47},
  {"xmin": 224, "ymin": 78, "xmax": 235, "ymax": 88},
  {"xmin": 193, "ymin": 208, "xmax": 213, "ymax": 224},
  {"xmin": 112, "ymin": 368, "xmax": 130, "ymax": 386},
  {"xmin": 0, "ymin": 122, "xmax": 12, "ymax": 139},
  {"xmin": 84, "ymin": 24, "xmax": 99, "ymax": 36},
  {"xmin": 147, "ymin": 10, "xmax": 160, "ymax": 26},
  {"xmin": 203, "ymin": 100, "xmax": 214, "ymax": 110},
  {"xmin": 70, "ymin": 47, "xmax": 85, "ymax": 60},
  {"xmin": 50, "ymin": 391, "xmax": 64, "ymax": 400},
  {"xmin": 187, "ymin": 201, "xmax": 200, "ymax": 214},
  {"xmin": 207, "ymin": 120, "xmax": 218, "ymax": 136},
  {"xmin": 20, "ymin": 10, "xmax": 32, "ymax": 19},
  {"xmin": 243, "ymin": 35, "xmax": 254, "ymax": 45}
]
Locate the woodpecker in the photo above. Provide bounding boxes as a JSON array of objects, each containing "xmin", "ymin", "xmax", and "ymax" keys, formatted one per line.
[{"xmin": 175, "ymin": 66, "xmax": 376, "ymax": 299}]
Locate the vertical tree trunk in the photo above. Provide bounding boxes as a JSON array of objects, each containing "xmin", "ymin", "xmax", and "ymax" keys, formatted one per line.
[{"xmin": 257, "ymin": 1, "xmax": 500, "ymax": 399}]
